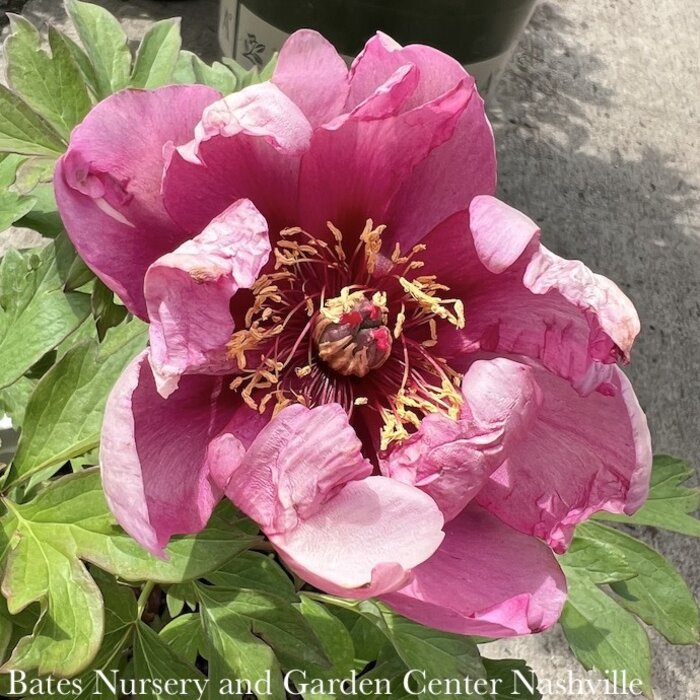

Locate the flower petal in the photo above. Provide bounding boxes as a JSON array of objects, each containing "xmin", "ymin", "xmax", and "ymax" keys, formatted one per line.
[
  {"xmin": 55, "ymin": 85, "xmax": 220, "ymax": 317},
  {"xmin": 100, "ymin": 351, "xmax": 249, "ymax": 554},
  {"xmin": 382, "ymin": 358, "xmax": 540, "ymax": 521},
  {"xmin": 422, "ymin": 202, "xmax": 640, "ymax": 392},
  {"xmin": 271, "ymin": 476, "xmax": 445, "ymax": 598},
  {"xmin": 145, "ymin": 198, "xmax": 270, "ymax": 397},
  {"xmin": 381, "ymin": 505, "xmax": 567, "ymax": 637},
  {"xmin": 212, "ymin": 403, "xmax": 444, "ymax": 597},
  {"xmin": 162, "ymin": 82, "xmax": 312, "ymax": 236},
  {"xmin": 272, "ymin": 30, "xmax": 350, "ymax": 128},
  {"xmin": 476, "ymin": 361, "xmax": 652, "ymax": 552}
]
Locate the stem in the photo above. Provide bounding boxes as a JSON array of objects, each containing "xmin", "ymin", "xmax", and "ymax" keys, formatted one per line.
[{"xmin": 137, "ymin": 581, "xmax": 156, "ymax": 619}]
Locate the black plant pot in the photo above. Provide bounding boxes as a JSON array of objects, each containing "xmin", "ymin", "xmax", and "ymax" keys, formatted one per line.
[{"xmin": 219, "ymin": 0, "xmax": 538, "ymax": 95}]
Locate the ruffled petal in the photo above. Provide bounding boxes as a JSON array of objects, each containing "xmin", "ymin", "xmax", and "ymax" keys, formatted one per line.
[
  {"xmin": 422, "ymin": 200, "xmax": 640, "ymax": 392},
  {"xmin": 210, "ymin": 403, "xmax": 444, "ymax": 598},
  {"xmin": 55, "ymin": 85, "xmax": 220, "ymax": 317},
  {"xmin": 382, "ymin": 358, "xmax": 540, "ymax": 521},
  {"xmin": 272, "ymin": 30, "xmax": 350, "ymax": 128},
  {"xmin": 162, "ymin": 82, "xmax": 312, "ymax": 235},
  {"xmin": 381, "ymin": 505, "xmax": 567, "ymax": 637},
  {"xmin": 145, "ymin": 198, "xmax": 270, "ymax": 397},
  {"xmin": 100, "ymin": 351, "xmax": 250, "ymax": 554},
  {"xmin": 476, "ymin": 361, "xmax": 652, "ymax": 552}
]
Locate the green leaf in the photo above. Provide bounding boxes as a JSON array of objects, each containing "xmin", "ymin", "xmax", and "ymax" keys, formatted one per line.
[
  {"xmin": 14, "ymin": 182, "xmax": 63, "ymax": 237},
  {"xmin": 0, "ymin": 504, "xmax": 104, "ymax": 676},
  {"xmin": 0, "ymin": 375, "xmax": 37, "ymax": 429},
  {"xmin": 559, "ymin": 528, "xmax": 637, "ymax": 584},
  {"xmin": 0, "ymin": 236, "xmax": 91, "ymax": 390},
  {"xmin": 205, "ymin": 551, "xmax": 296, "ymax": 601},
  {"xmin": 560, "ymin": 570, "xmax": 652, "ymax": 697},
  {"xmin": 9, "ymin": 320, "xmax": 147, "ymax": 487},
  {"xmin": 333, "ymin": 607, "xmax": 387, "ymax": 669},
  {"xmin": 482, "ymin": 658, "xmax": 542, "ymax": 700},
  {"xmin": 65, "ymin": 0, "xmax": 132, "ymax": 98},
  {"xmin": 0, "ymin": 84, "xmax": 65, "ymax": 156},
  {"xmin": 197, "ymin": 584, "xmax": 285, "ymax": 700},
  {"xmin": 0, "ymin": 469, "xmax": 256, "ymax": 676},
  {"xmin": 51, "ymin": 29, "xmax": 101, "ymax": 99},
  {"xmin": 381, "ymin": 610, "xmax": 487, "ymax": 700},
  {"xmin": 91, "ymin": 279, "xmax": 128, "ymax": 339},
  {"xmin": 0, "ymin": 191, "xmax": 36, "ymax": 233},
  {"xmin": 165, "ymin": 582, "xmax": 195, "ymax": 618},
  {"xmin": 4, "ymin": 16, "xmax": 92, "ymax": 138},
  {"xmin": 159, "ymin": 613, "xmax": 202, "ymax": 665},
  {"xmin": 291, "ymin": 596, "xmax": 355, "ymax": 700},
  {"xmin": 598, "ymin": 455, "xmax": 700, "ymax": 537},
  {"xmin": 133, "ymin": 622, "xmax": 206, "ymax": 700},
  {"xmin": 131, "ymin": 18, "xmax": 182, "ymax": 89},
  {"xmin": 174, "ymin": 51, "xmax": 236, "ymax": 93},
  {"xmin": 195, "ymin": 583, "xmax": 329, "ymax": 671},
  {"xmin": 579, "ymin": 522, "xmax": 699, "ymax": 644}
]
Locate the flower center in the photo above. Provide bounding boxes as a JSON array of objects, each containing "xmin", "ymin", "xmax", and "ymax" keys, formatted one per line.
[
  {"xmin": 226, "ymin": 219, "xmax": 466, "ymax": 451},
  {"xmin": 313, "ymin": 290, "xmax": 392, "ymax": 378}
]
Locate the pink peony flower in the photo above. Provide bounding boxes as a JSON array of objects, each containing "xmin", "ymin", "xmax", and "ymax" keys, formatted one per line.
[{"xmin": 55, "ymin": 31, "xmax": 652, "ymax": 637}]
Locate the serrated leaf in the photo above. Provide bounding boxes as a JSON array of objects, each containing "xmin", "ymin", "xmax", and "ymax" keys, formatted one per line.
[
  {"xmin": 560, "ymin": 570, "xmax": 652, "ymax": 697},
  {"xmin": 0, "ymin": 236, "xmax": 91, "ymax": 390},
  {"xmin": 159, "ymin": 614, "xmax": 202, "ymax": 665},
  {"xmin": 65, "ymin": 0, "xmax": 132, "ymax": 98},
  {"xmin": 579, "ymin": 522, "xmax": 699, "ymax": 644},
  {"xmin": 131, "ymin": 18, "xmax": 182, "ymax": 89},
  {"xmin": 559, "ymin": 529, "xmax": 637, "ymax": 584},
  {"xmin": 9, "ymin": 319, "xmax": 147, "ymax": 487},
  {"xmin": 482, "ymin": 658, "xmax": 542, "ymax": 699},
  {"xmin": 133, "ymin": 622, "xmax": 206, "ymax": 700},
  {"xmin": 197, "ymin": 584, "xmax": 285, "ymax": 700},
  {"xmin": 598, "ymin": 455, "xmax": 700, "ymax": 536},
  {"xmin": 205, "ymin": 551, "xmax": 296, "ymax": 601},
  {"xmin": 0, "ymin": 84, "xmax": 65, "ymax": 156},
  {"xmin": 4, "ymin": 16, "xmax": 92, "ymax": 138}
]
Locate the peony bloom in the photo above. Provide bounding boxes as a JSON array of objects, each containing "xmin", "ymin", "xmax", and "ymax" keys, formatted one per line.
[{"xmin": 55, "ymin": 31, "xmax": 652, "ymax": 637}]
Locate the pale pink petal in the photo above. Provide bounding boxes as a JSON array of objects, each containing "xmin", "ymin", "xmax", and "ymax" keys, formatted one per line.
[
  {"xmin": 162, "ymin": 82, "xmax": 312, "ymax": 236},
  {"xmin": 381, "ymin": 505, "xmax": 567, "ymax": 637},
  {"xmin": 55, "ymin": 85, "xmax": 220, "ymax": 317},
  {"xmin": 100, "ymin": 351, "xmax": 250, "ymax": 555},
  {"xmin": 273, "ymin": 30, "xmax": 350, "ymax": 128},
  {"xmin": 211, "ymin": 403, "xmax": 444, "ymax": 597},
  {"xmin": 145, "ymin": 199, "xmax": 270, "ymax": 397},
  {"xmin": 469, "ymin": 195, "xmax": 540, "ymax": 273},
  {"xmin": 476, "ymin": 361, "xmax": 652, "ymax": 552},
  {"xmin": 382, "ymin": 358, "xmax": 540, "ymax": 521},
  {"xmin": 271, "ymin": 476, "xmax": 445, "ymax": 598}
]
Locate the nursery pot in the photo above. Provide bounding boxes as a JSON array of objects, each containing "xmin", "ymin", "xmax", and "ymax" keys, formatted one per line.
[{"xmin": 219, "ymin": 0, "xmax": 538, "ymax": 96}]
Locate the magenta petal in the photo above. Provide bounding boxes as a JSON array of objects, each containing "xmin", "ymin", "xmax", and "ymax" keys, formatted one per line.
[
  {"xmin": 271, "ymin": 476, "xmax": 445, "ymax": 598},
  {"xmin": 476, "ymin": 362, "xmax": 652, "ymax": 552},
  {"xmin": 145, "ymin": 199, "xmax": 270, "ymax": 397},
  {"xmin": 273, "ymin": 29, "xmax": 350, "ymax": 128},
  {"xmin": 212, "ymin": 403, "xmax": 444, "ymax": 597},
  {"xmin": 381, "ymin": 505, "xmax": 567, "ymax": 637},
  {"xmin": 55, "ymin": 86, "xmax": 220, "ymax": 317},
  {"xmin": 382, "ymin": 358, "xmax": 540, "ymax": 521},
  {"xmin": 298, "ymin": 77, "xmax": 470, "ymax": 235},
  {"xmin": 163, "ymin": 83, "xmax": 312, "ymax": 235},
  {"xmin": 101, "ymin": 351, "xmax": 245, "ymax": 554}
]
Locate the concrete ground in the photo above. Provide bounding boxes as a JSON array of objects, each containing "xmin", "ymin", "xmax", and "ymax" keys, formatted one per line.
[{"xmin": 1, "ymin": 1, "xmax": 698, "ymax": 698}]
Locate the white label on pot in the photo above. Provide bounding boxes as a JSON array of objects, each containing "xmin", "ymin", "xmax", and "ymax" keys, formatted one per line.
[{"xmin": 220, "ymin": 0, "xmax": 290, "ymax": 69}]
